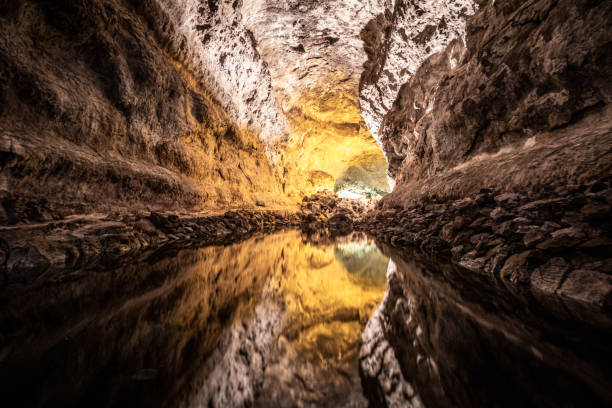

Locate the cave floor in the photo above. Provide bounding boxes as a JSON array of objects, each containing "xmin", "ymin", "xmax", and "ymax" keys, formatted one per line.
[{"xmin": 0, "ymin": 231, "xmax": 611, "ymax": 407}]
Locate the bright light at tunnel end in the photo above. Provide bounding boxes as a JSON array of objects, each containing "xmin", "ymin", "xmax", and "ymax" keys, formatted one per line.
[{"xmin": 336, "ymin": 189, "xmax": 384, "ymax": 201}]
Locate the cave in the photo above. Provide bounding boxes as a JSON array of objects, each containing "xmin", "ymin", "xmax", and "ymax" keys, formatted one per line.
[{"xmin": 0, "ymin": 0, "xmax": 611, "ymax": 406}]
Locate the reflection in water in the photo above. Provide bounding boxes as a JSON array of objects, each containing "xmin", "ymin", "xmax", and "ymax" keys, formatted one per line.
[
  {"xmin": 360, "ymin": 246, "xmax": 612, "ymax": 408},
  {"xmin": 2, "ymin": 231, "xmax": 611, "ymax": 407},
  {"xmin": 0, "ymin": 230, "xmax": 388, "ymax": 408}
]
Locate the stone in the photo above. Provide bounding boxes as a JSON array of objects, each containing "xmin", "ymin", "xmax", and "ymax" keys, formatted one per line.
[
  {"xmin": 523, "ymin": 230, "xmax": 545, "ymax": 248},
  {"xmin": 500, "ymin": 250, "xmax": 533, "ymax": 284},
  {"xmin": 494, "ymin": 193, "xmax": 520, "ymax": 206},
  {"xmin": 490, "ymin": 207, "xmax": 512, "ymax": 221},
  {"xmin": 557, "ymin": 269, "xmax": 612, "ymax": 308},
  {"xmin": 452, "ymin": 216, "xmax": 466, "ymax": 230},
  {"xmin": 580, "ymin": 202, "xmax": 610, "ymax": 222},
  {"xmin": 579, "ymin": 238, "xmax": 612, "ymax": 258},
  {"xmin": 451, "ymin": 245, "xmax": 465, "ymax": 258},
  {"xmin": 134, "ymin": 219, "xmax": 158, "ymax": 234},
  {"xmin": 537, "ymin": 227, "xmax": 586, "ymax": 250},
  {"xmin": 530, "ymin": 258, "xmax": 570, "ymax": 294}
]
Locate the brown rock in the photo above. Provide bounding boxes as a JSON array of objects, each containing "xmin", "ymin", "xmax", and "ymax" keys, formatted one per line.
[
  {"xmin": 558, "ymin": 269, "xmax": 612, "ymax": 309},
  {"xmin": 523, "ymin": 230, "xmax": 545, "ymax": 248},
  {"xmin": 530, "ymin": 258, "xmax": 570, "ymax": 294},
  {"xmin": 500, "ymin": 250, "xmax": 533, "ymax": 283}
]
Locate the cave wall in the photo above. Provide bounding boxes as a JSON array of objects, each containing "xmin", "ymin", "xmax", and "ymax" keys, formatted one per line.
[
  {"xmin": 363, "ymin": 0, "xmax": 612, "ymax": 191},
  {"xmin": 0, "ymin": 0, "xmax": 289, "ymax": 224},
  {"xmin": 359, "ymin": 0, "xmax": 478, "ymax": 144},
  {"xmin": 240, "ymin": 0, "xmax": 394, "ymax": 198}
]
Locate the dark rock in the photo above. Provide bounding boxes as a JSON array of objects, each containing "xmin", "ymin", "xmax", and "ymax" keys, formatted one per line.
[
  {"xmin": 579, "ymin": 238, "xmax": 612, "ymax": 258},
  {"xmin": 580, "ymin": 202, "xmax": 610, "ymax": 223},
  {"xmin": 451, "ymin": 245, "xmax": 464, "ymax": 258},
  {"xmin": 537, "ymin": 227, "xmax": 586, "ymax": 251},
  {"xmin": 6, "ymin": 246, "xmax": 50, "ymax": 283},
  {"xmin": 530, "ymin": 258, "xmax": 570, "ymax": 294},
  {"xmin": 458, "ymin": 255, "xmax": 486, "ymax": 274},
  {"xmin": 557, "ymin": 269, "xmax": 612, "ymax": 315},
  {"xmin": 523, "ymin": 230, "xmax": 545, "ymax": 248},
  {"xmin": 494, "ymin": 193, "xmax": 520, "ymax": 207},
  {"xmin": 500, "ymin": 250, "xmax": 532, "ymax": 283}
]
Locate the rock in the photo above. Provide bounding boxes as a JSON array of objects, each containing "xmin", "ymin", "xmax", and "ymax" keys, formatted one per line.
[
  {"xmin": 494, "ymin": 193, "xmax": 520, "ymax": 206},
  {"xmin": 557, "ymin": 269, "xmax": 612, "ymax": 311},
  {"xmin": 579, "ymin": 238, "xmax": 612, "ymax": 258},
  {"xmin": 540, "ymin": 221, "xmax": 561, "ymax": 233},
  {"xmin": 458, "ymin": 255, "xmax": 486, "ymax": 274},
  {"xmin": 500, "ymin": 250, "xmax": 533, "ymax": 284},
  {"xmin": 561, "ymin": 211, "xmax": 584, "ymax": 225},
  {"xmin": 530, "ymin": 258, "xmax": 570, "ymax": 294},
  {"xmin": 490, "ymin": 207, "xmax": 512, "ymax": 221},
  {"xmin": 327, "ymin": 213, "xmax": 354, "ymax": 236},
  {"xmin": 537, "ymin": 227, "xmax": 586, "ymax": 251},
  {"xmin": 255, "ymin": 200, "xmax": 266, "ymax": 207},
  {"xmin": 523, "ymin": 230, "xmax": 545, "ymax": 248},
  {"xmin": 6, "ymin": 246, "xmax": 50, "ymax": 283},
  {"xmin": 484, "ymin": 246, "xmax": 510, "ymax": 277},
  {"xmin": 134, "ymin": 219, "xmax": 158, "ymax": 234},
  {"xmin": 580, "ymin": 202, "xmax": 610, "ymax": 222},
  {"xmin": 452, "ymin": 216, "xmax": 466, "ymax": 230},
  {"xmin": 451, "ymin": 245, "xmax": 464, "ymax": 258}
]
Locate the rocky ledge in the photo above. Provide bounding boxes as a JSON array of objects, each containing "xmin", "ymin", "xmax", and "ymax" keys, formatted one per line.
[
  {"xmin": 0, "ymin": 210, "xmax": 300, "ymax": 286},
  {"xmin": 298, "ymin": 191, "xmax": 374, "ymax": 241},
  {"xmin": 365, "ymin": 180, "xmax": 612, "ymax": 325}
]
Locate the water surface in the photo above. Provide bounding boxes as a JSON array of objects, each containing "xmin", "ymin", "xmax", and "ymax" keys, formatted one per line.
[
  {"xmin": 0, "ymin": 230, "xmax": 388, "ymax": 407},
  {"xmin": 1, "ymin": 230, "xmax": 611, "ymax": 407}
]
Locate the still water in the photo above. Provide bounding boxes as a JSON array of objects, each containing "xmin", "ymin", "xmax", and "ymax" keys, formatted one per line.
[
  {"xmin": 0, "ymin": 230, "xmax": 611, "ymax": 407},
  {"xmin": 0, "ymin": 231, "xmax": 388, "ymax": 407}
]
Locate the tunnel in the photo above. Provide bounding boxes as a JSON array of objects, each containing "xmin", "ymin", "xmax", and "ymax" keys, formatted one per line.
[{"xmin": 0, "ymin": 0, "xmax": 611, "ymax": 407}]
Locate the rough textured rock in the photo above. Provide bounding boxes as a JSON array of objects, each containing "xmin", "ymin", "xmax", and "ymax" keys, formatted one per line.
[
  {"xmin": 0, "ymin": 0, "xmax": 290, "ymax": 220},
  {"xmin": 298, "ymin": 191, "xmax": 374, "ymax": 241},
  {"xmin": 0, "ymin": 209, "xmax": 300, "ymax": 284},
  {"xmin": 364, "ymin": 179, "xmax": 612, "ymax": 323},
  {"xmin": 371, "ymin": 0, "xmax": 612, "ymax": 184},
  {"xmin": 241, "ymin": 0, "xmax": 392, "ymax": 198},
  {"xmin": 359, "ymin": 0, "xmax": 478, "ymax": 145}
]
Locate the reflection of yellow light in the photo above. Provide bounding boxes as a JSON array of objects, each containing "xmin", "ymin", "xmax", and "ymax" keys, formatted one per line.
[{"xmin": 272, "ymin": 232, "xmax": 388, "ymax": 371}]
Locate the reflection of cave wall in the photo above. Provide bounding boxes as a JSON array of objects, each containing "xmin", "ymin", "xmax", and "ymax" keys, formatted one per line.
[{"xmin": 360, "ymin": 247, "xmax": 612, "ymax": 408}]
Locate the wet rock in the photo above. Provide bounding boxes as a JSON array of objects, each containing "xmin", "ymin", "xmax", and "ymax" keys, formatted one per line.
[
  {"xmin": 328, "ymin": 214, "xmax": 353, "ymax": 236},
  {"xmin": 6, "ymin": 246, "xmax": 50, "ymax": 283}
]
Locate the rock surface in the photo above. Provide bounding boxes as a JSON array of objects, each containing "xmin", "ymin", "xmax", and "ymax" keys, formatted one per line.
[
  {"xmin": 369, "ymin": 0, "xmax": 612, "ymax": 183},
  {"xmin": 0, "ymin": 0, "xmax": 290, "ymax": 219},
  {"xmin": 364, "ymin": 179, "xmax": 612, "ymax": 323}
]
